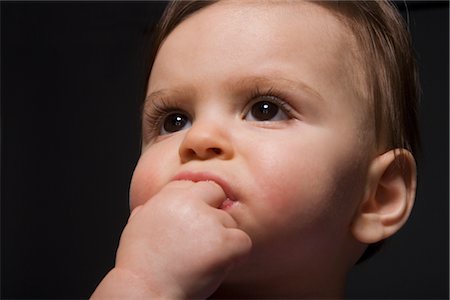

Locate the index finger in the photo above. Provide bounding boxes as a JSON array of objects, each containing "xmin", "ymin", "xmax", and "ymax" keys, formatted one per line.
[{"xmin": 177, "ymin": 180, "xmax": 227, "ymax": 208}]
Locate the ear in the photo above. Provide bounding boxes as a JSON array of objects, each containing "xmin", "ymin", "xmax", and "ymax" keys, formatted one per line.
[{"xmin": 351, "ymin": 149, "xmax": 417, "ymax": 244}]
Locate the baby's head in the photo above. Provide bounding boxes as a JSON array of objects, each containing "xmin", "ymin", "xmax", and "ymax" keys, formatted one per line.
[{"xmin": 130, "ymin": 0, "xmax": 419, "ymax": 297}]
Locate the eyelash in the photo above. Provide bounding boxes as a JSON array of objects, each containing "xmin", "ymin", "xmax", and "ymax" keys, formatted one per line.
[
  {"xmin": 245, "ymin": 87, "xmax": 294, "ymax": 118},
  {"xmin": 143, "ymin": 98, "xmax": 185, "ymax": 136},
  {"xmin": 143, "ymin": 87, "xmax": 294, "ymax": 138}
]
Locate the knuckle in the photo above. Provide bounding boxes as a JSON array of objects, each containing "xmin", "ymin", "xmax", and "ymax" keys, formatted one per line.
[{"xmin": 231, "ymin": 230, "xmax": 253, "ymax": 251}]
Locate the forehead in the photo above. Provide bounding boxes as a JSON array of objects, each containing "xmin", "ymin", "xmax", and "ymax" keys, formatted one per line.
[{"xmin": 149, "ymin": 0, "xmax": 364, "ymax": 118}]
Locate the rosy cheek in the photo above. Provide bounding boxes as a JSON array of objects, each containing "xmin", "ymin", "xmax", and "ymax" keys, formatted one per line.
[
  {"xmin": 257, "ymin": 173, "xmax": 326, "ymax": 225},
  {"xmin": 245, "ymin": 138, "xmax": 341, "ymax": 227},
  {"xmin": 129, "ymin": 167, "xmax": 151, "ymax": 209},
  {"xmin": 129, "ymin": 150, "xmax": 171, "ymax": 210}
]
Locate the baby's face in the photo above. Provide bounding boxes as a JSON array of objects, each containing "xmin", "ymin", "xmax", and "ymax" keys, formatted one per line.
[{"xmin": 131, "ymin": 1, "xmax": 373, "ymax": 286}]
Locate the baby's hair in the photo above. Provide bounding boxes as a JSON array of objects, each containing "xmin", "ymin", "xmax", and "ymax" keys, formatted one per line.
[
  {"xmin": 143, "ymin": 0, "xmax": 420, "ymax": 263},
  {"xmin": 317, "ymin": 1, "xmax": 421, "ymax": 156}
]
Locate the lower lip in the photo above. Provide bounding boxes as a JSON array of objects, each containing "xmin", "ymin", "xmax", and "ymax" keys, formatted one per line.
[{"xmin": 220, "ymin": 198, "xmax": 236, "ymax": 210}]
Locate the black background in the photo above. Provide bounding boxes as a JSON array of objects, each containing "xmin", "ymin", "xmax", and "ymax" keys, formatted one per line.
[{"xmin": 2, "ymin": 1, "xmax": 449, "ymax": 299}]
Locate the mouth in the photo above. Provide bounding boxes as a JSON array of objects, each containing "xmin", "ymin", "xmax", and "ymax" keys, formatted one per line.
[{"xmin": 172, "ymin": 171, "xmax": 237, "ymax": 209}]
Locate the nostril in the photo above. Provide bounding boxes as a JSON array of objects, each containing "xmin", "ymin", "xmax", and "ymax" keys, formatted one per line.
[{"xmin": 211, "ymin": 147, "xmax": 222, "ymax": 155}]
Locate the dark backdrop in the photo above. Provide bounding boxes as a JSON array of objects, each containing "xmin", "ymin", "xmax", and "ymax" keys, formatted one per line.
[{"xmin": 2, "ymin": 1, "xmax": 448, "ymax": 299}]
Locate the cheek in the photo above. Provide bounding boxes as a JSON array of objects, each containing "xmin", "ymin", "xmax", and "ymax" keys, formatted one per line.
[
  {"xmin": 129, "ymin": 144, "xmax": 179, "ymax": 210},
  {"xmin": 244, "ymin": 129, "xmax": 367, "ymax": 233}
]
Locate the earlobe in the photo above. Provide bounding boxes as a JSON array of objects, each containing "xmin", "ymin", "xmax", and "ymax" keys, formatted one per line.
[{"xmin": 351, "ymin": 149, "xmax": 417, "ymax": 244}]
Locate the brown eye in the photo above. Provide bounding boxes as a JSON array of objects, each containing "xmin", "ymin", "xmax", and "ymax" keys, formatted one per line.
[
  {"xmin": 161, "ymin": 112, "xmax": 191, "ymax": 134},
  {"xmin": 245, "ymin": 100, "xmax": 289, "ymax": 121},
  {"xmin": 251, "ymin": 101, "xmax": 278, "ymax": 121}
]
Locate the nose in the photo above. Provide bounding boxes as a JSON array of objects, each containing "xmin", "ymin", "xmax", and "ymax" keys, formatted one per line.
[{"xmin": 178, "ymin": 118, "xmax": 234, "ymax": 163}]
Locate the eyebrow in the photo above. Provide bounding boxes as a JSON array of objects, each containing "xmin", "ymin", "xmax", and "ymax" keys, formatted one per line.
[
  {"xmin": 145, "ymin": 75, "xmax": 325, "ymax": 104},
  {"xmin": 144, "ymin": 88, "xmax": 192, "ymax": 108},
  {"xmin": 145, "ymin": 89, "xmax": 171, "ymax": 103},
  {"xmin": 226, "ymin": 75, "xmax": 325, "ymax": 103}
]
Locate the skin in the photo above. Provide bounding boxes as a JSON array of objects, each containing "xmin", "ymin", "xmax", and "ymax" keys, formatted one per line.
[{"xmin": 92, "ymin": 1, "xmax": 416, "ymax": 299}]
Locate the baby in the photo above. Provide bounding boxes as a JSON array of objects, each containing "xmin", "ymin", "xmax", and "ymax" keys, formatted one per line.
[{"xmin": 92, "ymin": 0, "xmax": 419, "ymax": 298}]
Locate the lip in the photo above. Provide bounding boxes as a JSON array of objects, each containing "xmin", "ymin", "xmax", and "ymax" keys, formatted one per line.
[{"xmin": 172, "ymin": 171, "xmax": 237, "ymax": 203}]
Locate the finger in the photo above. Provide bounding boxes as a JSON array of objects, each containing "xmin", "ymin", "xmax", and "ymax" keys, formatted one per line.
[
  {"xmin": 162, "ymin": 180, "xmax": 237, "ymax": 230},
  {"xmin": 162, "ymin": 180, "xmax": 226, "ymax": 208},
  {"xmin": 166, "ymin": 180, "xmax": 227, "ymax": 208},
  {"xmin": 187, "ymin": 181, "xmax": 227, "ymax": 208},
  {"xmin": 163, "ymin": 179, "xmax": 198, "ymax": 191},
  {"xmin": 210, "ymin": 208, "xmax": 238, "ymax": 229},
  {"xmin": 223, "ymin": 229, "xmax": 253, "ymax": 266}
]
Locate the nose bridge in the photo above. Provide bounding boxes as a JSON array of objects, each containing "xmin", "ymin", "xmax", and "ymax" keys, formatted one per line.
[{"xmin": 178, "ymin": 111, "xmax": 234, "ymax": 162}]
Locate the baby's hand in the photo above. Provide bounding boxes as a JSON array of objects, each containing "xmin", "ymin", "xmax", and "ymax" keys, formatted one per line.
[{"xmin": 93, "ymin": 180, "xmax": 252, "ymax": 299}]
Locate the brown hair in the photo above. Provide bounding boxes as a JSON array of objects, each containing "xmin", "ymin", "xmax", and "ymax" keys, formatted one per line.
[
  {"xmin": 317, "ymin": 1, "xmax": 421, "ymax": 155},
  {"xmin": 143, "ymin": 0, "xmax": 420, "ymax": 263}
]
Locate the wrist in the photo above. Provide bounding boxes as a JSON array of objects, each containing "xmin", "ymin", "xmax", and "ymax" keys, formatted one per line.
[{"xmin": 91, "ymin": 267, "xmax": 173, "ymax": 299}]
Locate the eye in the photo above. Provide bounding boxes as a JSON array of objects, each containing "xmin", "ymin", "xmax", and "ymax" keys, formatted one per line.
[
  {"xmin": 161, "ymin": 112, "xmax": 192, "ymax": 135},
  {"xmin": 244, "ymin": 99, "xmax": 289, "ymax": 121}
]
